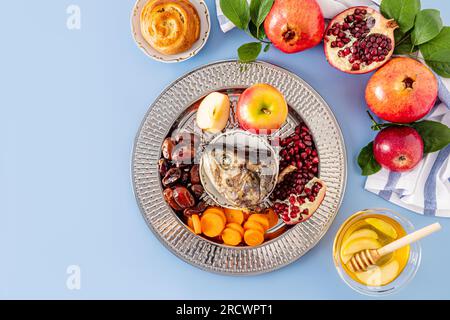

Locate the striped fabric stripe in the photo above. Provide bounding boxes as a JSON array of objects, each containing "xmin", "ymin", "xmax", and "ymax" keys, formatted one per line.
[{"xmin": 424, "ymin": 145, "xmax": 450, "ymax": 216}]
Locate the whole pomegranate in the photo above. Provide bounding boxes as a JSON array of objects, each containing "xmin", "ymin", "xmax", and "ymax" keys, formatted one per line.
[
  {"xmin": 373, "ymin": 126, "xmax": 424, "ymax": 172},
  {"xmin": 366, "ymin": 57, "xmax": 438, "ymax": 123},
  {"xmin": 324, "ymin": 6, "xmax": 397, "ymax": 73},
  {"xmin": 264, "ymin": 0, "xmax": 324, "ymax": 54}
]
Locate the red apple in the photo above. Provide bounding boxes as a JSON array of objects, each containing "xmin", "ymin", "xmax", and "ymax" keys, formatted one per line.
[
  {"xmin": 373, "ymin": 126, "xmax": 423, "ymax": 172},
  {"xmin": 236, "ymin": 83, "xmax": 288, "ymax": 134},
  {"xmin": 366, "ymin": 57, "xmax": 438, "ymax": 123},
  {"xmin": 264, "ymin": 0, "xmax": 325, "ymax": 54}
]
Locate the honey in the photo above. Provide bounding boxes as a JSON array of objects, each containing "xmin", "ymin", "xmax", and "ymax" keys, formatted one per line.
[{"xmin": 335, "ymin": 212, "xmax": 410, "ymax": 286}]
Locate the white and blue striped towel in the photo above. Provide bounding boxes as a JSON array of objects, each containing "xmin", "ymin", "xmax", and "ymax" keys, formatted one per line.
[
  {"xmin": 216, "ymin": 0, "xmax": 450, "ymax": 216},
  {"xmin": 366, "ymin": 78, "xmax": 450, "ymax": 217}
]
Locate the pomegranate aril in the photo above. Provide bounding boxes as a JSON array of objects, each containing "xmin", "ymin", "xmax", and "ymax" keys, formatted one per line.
[{"xmin": 352, "ymin": 63, "xmax": 360, "ymax": 70}]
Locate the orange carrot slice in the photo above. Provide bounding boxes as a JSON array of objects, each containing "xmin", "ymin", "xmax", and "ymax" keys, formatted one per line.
[
  {"xmin": 201, "ymin": 213, "xmax": 225, "ymax": 238},
  {"xmin": 222, "ymin": 228, "xmax": 242, "ymax": 246},
  {"xmin": 244, "ymin": 229, "xmax": 264, "ymax": 246},
  {"xmin": 264, "ymin": 208, "xmax": 279, "ymax": 228},
  {"xmin": 187, "ymin": 217, "xmax": 194, "ymax": 229},
  {"xmin": 224, "ymin": 208, "xmax": 245, "ymax": 224},
  {"xmin": 243, "ymin": 220, "xmax": 265, "ymax": 234},
  {"xmin": 191, "ymin": 214, "xmax": 202, "ymax": 235},
  {"xmin": 247, "ymin": 214, "xmax": 270, "ymax": 230},
  {"xmin": 226, "ymin": 223, "xmax": 244, "ymax": 237},
  {"xmin": 203, "ymin": 207, "xmax": 226, "ymax": 224}
]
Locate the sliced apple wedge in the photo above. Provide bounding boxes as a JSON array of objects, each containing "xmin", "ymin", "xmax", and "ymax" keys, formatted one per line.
[
  {"xmin": 342, "ymin": 228, "xmax": 378, "ymax": 249},
  {"xmin": 340, "ymin": 237, "xmax": 381, "ymax": 264},
  {"xmin": 196, "ymin": 92, "xmax": 230, "ymax": 133},
  {"xmin": 355, "ymin": 260, "xmax": 400, "ymax": 286},
  {"xmin": 365, "ymin": 218, "xmax": 398, "ymax": 239}
]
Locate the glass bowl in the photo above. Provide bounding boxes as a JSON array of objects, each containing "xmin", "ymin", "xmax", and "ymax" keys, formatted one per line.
[{"xmin": 333, "ymin": 208, "xmax": 421, "ymax": 296}]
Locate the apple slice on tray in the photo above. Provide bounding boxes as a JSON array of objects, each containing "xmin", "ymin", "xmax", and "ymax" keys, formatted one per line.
[{"xmin": 196, "ymin": 92, "xmax": 231, "ymax": 133}]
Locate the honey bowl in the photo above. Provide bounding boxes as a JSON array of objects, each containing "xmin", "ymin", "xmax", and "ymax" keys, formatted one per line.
[{"xmin": 333, "ymin": 208, "xmax": 421, "ymax": 296}]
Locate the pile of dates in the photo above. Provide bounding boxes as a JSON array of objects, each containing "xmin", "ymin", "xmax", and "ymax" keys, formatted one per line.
[{"xmin": 159, "ymin": 133, "xmax": 207, "ymax": 217}]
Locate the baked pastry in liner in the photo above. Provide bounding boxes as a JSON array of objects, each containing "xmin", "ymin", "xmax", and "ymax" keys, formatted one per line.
[{"xmin": 140, "ymin": 0, "xmax": 200, "ymax": 55}]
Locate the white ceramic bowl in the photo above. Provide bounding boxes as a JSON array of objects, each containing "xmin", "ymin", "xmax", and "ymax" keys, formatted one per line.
[
  {"xmin": 131, "ymin": 0, "xmax": 210, "ymax": 63},
  {"xmin": 199, "ymin": 130, "xmax": 280, "ymax": 210}
]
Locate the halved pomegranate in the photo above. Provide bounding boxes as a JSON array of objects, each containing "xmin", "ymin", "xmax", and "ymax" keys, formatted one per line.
[
  {"xmin": 324, "ymin": 6, "xmax": 397, "ymax": 74},
  {"xmin": 273, "ymin": 177, "xmax": 326, "ymax": 225}
]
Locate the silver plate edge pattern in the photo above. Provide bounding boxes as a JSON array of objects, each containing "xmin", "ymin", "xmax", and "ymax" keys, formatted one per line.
[{"xmin": 131, "ymin": 60, "xmax": 348, "ymax": 275}]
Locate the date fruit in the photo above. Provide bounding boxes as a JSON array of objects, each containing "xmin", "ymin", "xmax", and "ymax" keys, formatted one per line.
[
  {"xmin": 190, "ymin": 184, "xmax": 204, "ymax": 198},
  {"xmin": 162, "ymin": 138, "xmax": 174, "ymax": 160},
  {"xmin": 163, "ymin": 188, "xmax": 182, "ymax": 211},
  {"xmin": 183, "ymin": 201, "xmax": 207, "ymax": 217},
  {"xmin": 158, "ymin": 159, "xmax": 170, "ymax": 177},
  {"xmin": 172, "ymin": 143, "xmax": 195, "ymax": 165},
  {"xmin": 172, "ymin": 186, "xmax": 195, "ymax": 209},
  {"xmin": 162, "ymin": 168, "xmax": 181, "ymax": 186},
  {"xmin": 190, "ymin": 164, "xmax": 200, "ymax": 184}
]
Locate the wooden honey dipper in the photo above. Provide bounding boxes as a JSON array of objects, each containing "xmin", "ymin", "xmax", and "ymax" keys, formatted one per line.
[{"xmin": 347, "ymin": 222, "xmax": 441, "ymax": 272}]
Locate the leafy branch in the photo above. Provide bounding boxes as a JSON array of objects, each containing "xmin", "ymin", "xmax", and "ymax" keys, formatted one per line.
[
  {"xmin": 220, "ymin": 0, "xmax": 274, "ymax": 62},
  {"xmin": 381, "ymin": 0, "xmax": 450, "ymax": 77}
]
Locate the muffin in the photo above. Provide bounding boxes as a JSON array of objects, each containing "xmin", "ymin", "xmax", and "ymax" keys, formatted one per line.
[{"xmin": 140, "ymin": 0, "xmax": 200, "ymax": 55}]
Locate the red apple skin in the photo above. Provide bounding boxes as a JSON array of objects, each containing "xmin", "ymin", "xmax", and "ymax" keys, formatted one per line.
[
  {"xmin": 373, "ymin": 126, "xmax": 424, "ymax": 172},
  {"xmin": 264, "ymin": 0, "xmax": 325, "ymax": 54},
  {"xmin": 366, "ymin": 57, "xmax": 438, "ymax": 123},
  {"xmin": 237, "ymin": 83, "xmax": 288, "ymax": 134}
]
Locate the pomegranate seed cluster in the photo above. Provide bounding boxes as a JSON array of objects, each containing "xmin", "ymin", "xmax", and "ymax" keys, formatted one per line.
[
  {"xmin": 273, "ymin": 181, "xmax": 323, "ymax": 224},
  {"xmin": 271, "ymin": 123, "xmax": 319, "ymax": 201},
  {"xmin": 326, "ymin": 8, "xmax": 393, "ymax": 71}
]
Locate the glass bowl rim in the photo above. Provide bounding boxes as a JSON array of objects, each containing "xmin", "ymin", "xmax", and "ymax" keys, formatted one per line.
[{"xmin": 332, "ymin": 208, "xmax": 422, "ymax": 296}]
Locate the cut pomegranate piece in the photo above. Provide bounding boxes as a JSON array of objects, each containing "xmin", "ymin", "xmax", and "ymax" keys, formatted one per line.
[
  {"xmin": 273, "ymin": 177, "xmax": 326, "ymax": 225},
  {"xmin": 324, "ymin": 6, "xmax": 397, "ymax": 74}
]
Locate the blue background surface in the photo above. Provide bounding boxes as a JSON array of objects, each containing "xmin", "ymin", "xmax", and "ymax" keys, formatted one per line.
[{"xmin": 1, "ymin": 0, "xmax": 449, "ymax": 299}]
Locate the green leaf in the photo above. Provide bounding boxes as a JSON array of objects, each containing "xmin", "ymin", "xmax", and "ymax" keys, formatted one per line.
[
  {"xmin": 420, "ymin": 27, "xmax": 450, "ymax": 77},
  {"xmin": 250, "ymin": 0, "xmax": 274, "ymax": 28},
  {"xmin": 394, "ymin": 32, "xmax": 418, "ymax": 54},
  {"xmin": 410, "ymin": 121, "xmax": 450, "ymax": 153},
  {"xmin": 264, "ymin": 43, "xmax": 270, "ymax": 52},
  {"xmin": 238, "ymin": 42, "xmax": 262, "ymax": 63},
  {"xmin": 358, "ymin": 142, "xmax": 382, "ymax": 176},
  {"xmin": 411, "ymin": 9, "xmax": 443, "ymax": 45},
  {"xmin": 220, "ymin": 0, "xmax": 250, "ymax": 30},
  {"xmin": 380, "ymin": 0, "xmax": 420, "ymax": 33},
  {"xmin": 249, "ymin": 20, "xmax": 266, "ymax": 40}
]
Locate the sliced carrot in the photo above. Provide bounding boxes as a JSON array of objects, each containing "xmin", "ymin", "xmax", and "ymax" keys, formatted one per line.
[
  {"xmin": 191, "ymin": 214, "xmax": 202, "ymax": 235},
  {"xmin": 201, "ymin": 213, "xmax": 225, "ymax": 238},
  {"xmin": 243, "ymin": 220, "xmax": 265, "ymax": 234},
  {"xmin": 203, "ymin": 207, "xmax": 227, "ymax": 224},
  {"xmin": 247, "ymin": 214, "xmax": 270, "ymax": 230},
  {"xmin": 224, "ymin": 208, "xmax": 245, "ymax": 224},
  {"xmin": 226, "ymin": 223, "xmax": 244, "ymax": 237},
  {"xmin": 187, "ymin": 217, "xmax": 194, "ymax": 229},
  {"xmin": 264, "ymin": 208, "xmax": 279, "ymax": 228},
  {"xmin": 242, "ymin": 209, "xmax": 252, "ymax": 221},
  {"xmin": 244, "ymin": 229, "xmax": 264, "ymax": 246},
  {"xmin": 222, "ymin": 228, "xmax": 242, "ymax": 246}
]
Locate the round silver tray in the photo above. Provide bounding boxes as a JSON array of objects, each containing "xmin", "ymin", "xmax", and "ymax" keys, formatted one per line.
[{"xmin": 132, "ymin": 60, "xmax": 347, "ymax": 275}]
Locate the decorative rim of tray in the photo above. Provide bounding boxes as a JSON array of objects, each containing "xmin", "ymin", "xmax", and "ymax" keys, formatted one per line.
[{"xmin": 132, "ymin": 60, "xmax": 347, "ymax": 275}]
